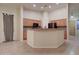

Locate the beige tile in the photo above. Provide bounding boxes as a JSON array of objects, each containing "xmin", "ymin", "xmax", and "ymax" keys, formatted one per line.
[{"xmin": 0, "ymin": 36, "xmax": 79, "ymax": 55}]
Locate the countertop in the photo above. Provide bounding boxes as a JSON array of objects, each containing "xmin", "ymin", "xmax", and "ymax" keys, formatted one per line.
[{"xmin": 26, "ymin": 28, "xmax": 66, "ymax": 31}]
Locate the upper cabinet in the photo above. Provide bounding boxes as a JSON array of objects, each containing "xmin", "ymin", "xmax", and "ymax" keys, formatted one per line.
[
  {"xmin": 23, "ymin": 18, "xmax": 41, "ymax": 27},
  {"xmin": 50, "ymin": 18, "xmax": 67, "ymax": 27}
]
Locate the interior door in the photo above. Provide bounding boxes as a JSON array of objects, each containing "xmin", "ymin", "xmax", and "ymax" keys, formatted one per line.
[{"xmin": 3, "ymin": 13, "xmax": 14, "ymax": 42}]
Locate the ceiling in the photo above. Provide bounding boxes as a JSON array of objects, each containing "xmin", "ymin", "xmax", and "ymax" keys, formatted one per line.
[
  {"xmin": 0, "ymin": 3, "xmax": 67, "ymax": 12},
  {"xmin": 23, "ymin": 3, "xmax": 67, "ymax": 12}
]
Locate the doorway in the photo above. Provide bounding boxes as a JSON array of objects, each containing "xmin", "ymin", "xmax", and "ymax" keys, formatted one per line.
[{"xmin": 3, "ymin": 13, "xmax": 14, "ymax": 42}]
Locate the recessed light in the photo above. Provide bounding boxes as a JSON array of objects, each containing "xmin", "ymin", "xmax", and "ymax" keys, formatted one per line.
[
  {"xmin": 33, "ymin": 4, "xmax": 36, "ymax": 7},
  {"xmin": 41, "ymin": 7, "xmax": 44, "ymax": 9},
  {"xmin": 49, "ymin": 5, "xmax": 51, "ymax": 8}
]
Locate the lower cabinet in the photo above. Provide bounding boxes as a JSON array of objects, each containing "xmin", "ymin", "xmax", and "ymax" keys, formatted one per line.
[
  {"xmin": 64, "ymin": 30, "xmax": 67, "ymax": 39},
  {"xmin": 23, "ymin": 28, "xmax": 27, "ymax": 40}
]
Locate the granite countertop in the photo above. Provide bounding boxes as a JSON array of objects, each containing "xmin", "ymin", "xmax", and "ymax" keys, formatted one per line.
[{"xmin": 26, "ymin": 28, "xmax": 66, "ymax": 31}]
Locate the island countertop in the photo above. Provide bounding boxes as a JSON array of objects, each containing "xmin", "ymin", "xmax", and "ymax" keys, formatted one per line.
[
  {"xmin": 26, "ymin": 28, "xmax": 66, "ymax": 31},
  {"xmin": 27, "ymin": 28, "xmax": 65, "ymax": 48}
]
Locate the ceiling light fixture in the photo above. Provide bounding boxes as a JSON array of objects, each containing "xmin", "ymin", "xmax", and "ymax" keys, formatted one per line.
[
  {"xmin": 49, "ymin": 5, "xmax": 51, "ymax": 8},
  {"xmin": 41, "ymin": 6, "xmax": 44, "ymax": 9},
  {"xmin": 56, "ymin": 3, "xmax": 59, "ymax": 5},
  {"xmin": 33, "ymin": 4, "xmax": 36, "ymax": 7},
  {"xmin": 40, "ymin": 5, "xmax": 51, "ymax": 9}
]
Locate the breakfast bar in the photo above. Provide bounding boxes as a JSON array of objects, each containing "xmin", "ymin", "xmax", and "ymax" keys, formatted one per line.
[{"xmin": 27, "ymin": 28, "xmax": 65, "ymax": 48}]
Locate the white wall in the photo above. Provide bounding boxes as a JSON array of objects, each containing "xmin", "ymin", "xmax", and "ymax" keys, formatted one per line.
[
  {"xmin": 23, "ymin": 7, "xmax": 68, "ymax": 21},
  {"xmin": 49, "ymin": 7, "xmax": 68, "ymax": 20},
  {"xmin": 23, "ymin": 7, "xmax": 68, "ymax": 27},
  {"xmin": 23, "ymin": 10, "xmax": 42, "ymax": 20},
  {"xmin": 0, "ymin": 5, "xmax": 21, "ymax": 43},
  {"xmin": 19, "ymin": 6, "xmax": 23, "ymax": 41}
]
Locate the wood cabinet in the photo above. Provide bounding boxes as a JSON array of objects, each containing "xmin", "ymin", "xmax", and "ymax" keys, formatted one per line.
[
  {"xmin": 55, "ymin": 20, "xmax": 66, "ymax": 26},
  {"xmin": 23, "ymin": 18, "xmax": 67, "ymax": 40},
  {"xmin": 23, "ymin": 18, "xmax": 41, "ymax": 40},
  {"xmin": 50, "ymin": 18, "xmax": 67, "ymax": 39},
  {"xmin": 23, "ymin": 18, "xmax": 41, "ymax": 27},
  {"xmin": 50, "ymin": 19, "xmax": 66, "ymax": 27},
  {"xmin": 23, "ymin": 28, "xmax": 27, "ymax": 40},
  {"xmin": 64, "ymin": 30, "xmax": 67, "ymax": 39}
]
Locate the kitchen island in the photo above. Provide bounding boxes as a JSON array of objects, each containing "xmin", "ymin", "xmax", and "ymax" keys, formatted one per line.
[{"xmin": 27, "ymin": 28, "xmax": 65, "ymax": 48}]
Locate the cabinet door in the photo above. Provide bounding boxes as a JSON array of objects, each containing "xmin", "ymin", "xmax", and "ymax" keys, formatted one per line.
[
  {"xmin": 23, "ymin": 18, "xmax": 41, "ymax": 26},
  {"xmin": 23, "ymin": 29, "xmax": 27, "ymax": 40},
  {"xmin": 55, "ymin": 19, "xmax": 66, "ymax": 26},
  {"xmin": 64, "ymin": 30, "xmax": 67, "ymax": 39}
]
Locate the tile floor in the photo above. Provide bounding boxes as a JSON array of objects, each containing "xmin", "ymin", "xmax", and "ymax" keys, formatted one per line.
[{"xmin": 0, "ymin": 36, "xmax": 79, "ymax": 55}]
